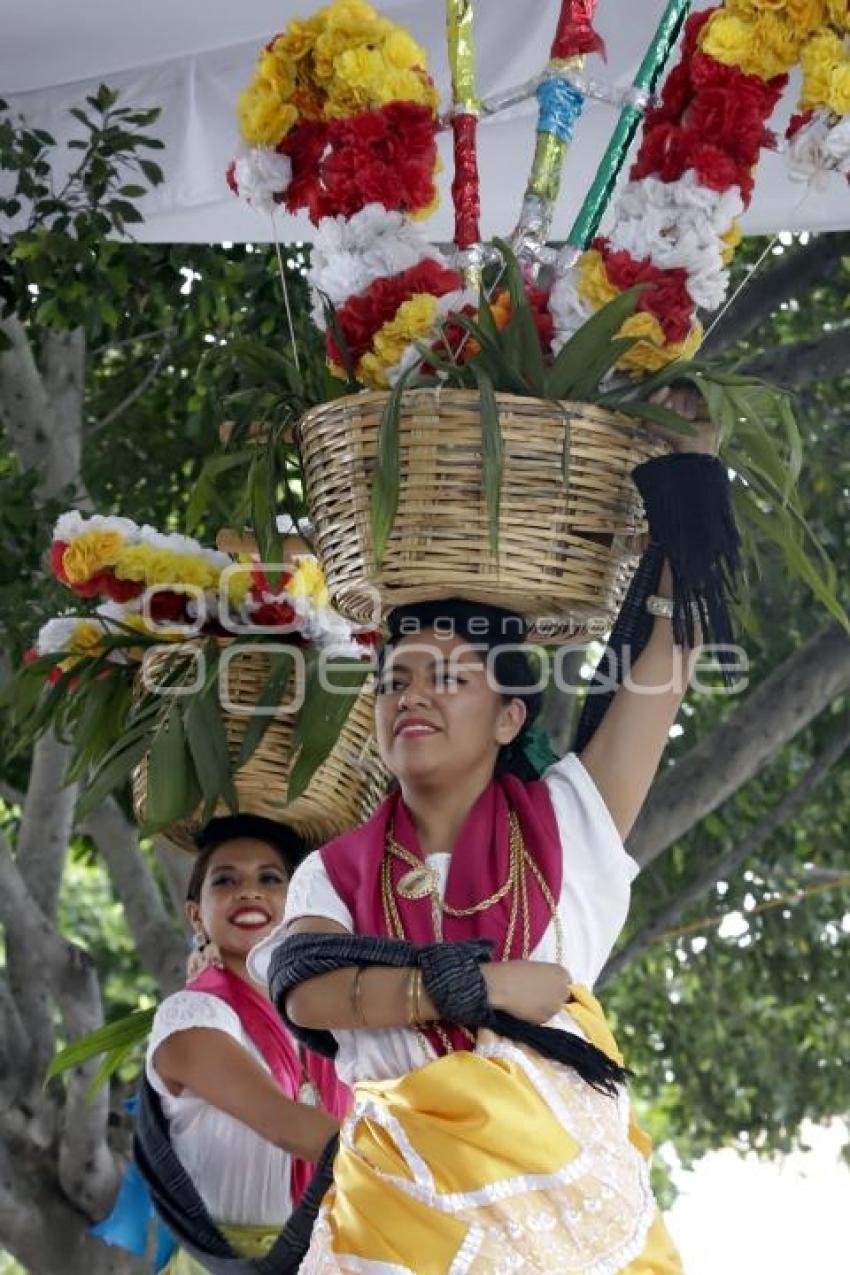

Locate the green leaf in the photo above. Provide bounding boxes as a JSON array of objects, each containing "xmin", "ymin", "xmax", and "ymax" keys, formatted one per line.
[
  {"xmin": 370, "ymin": 366, "xmax": 414, "ymax": 568},
  {"xmin": 249, "ymin": 450, "xmax": 279, "ymax": 582},
  {"xmin": 287, "ymin": 658, "xmax": 368, "ymax": 801},
  {"xmin": 139, "ymin": 158, "xmax": 164, "ymax": 186},
  {"xmin": 47, "ymin": 1008, "xmax": 155, "ymax": 1081},
  {"xmin": 143, "ymin": 701, "xmax": 197, "ymax": 831},
  {"xmin": 543, "ymin": 286, "xmax": 645, "ymax": 401},
  {"xmin": 472, "ymin": 365, "xmax": 503, "ymax": 554},
  {"xmin": 611, "ymin": 399, "xmax": 699, "ymax": 436},
  {"xmin": 492, "ymin": 237, "xmax": 546, "ymax": 395},
  {"xmin": 75, "ymin": 731, "xmax": 152, "ymax": 821},
  {"xmin": 185, "ymin": 674, "xmax": 238, "ymax": 815},
  {"xmin": 237, "ymin": 650, "xmax": 296, "ymax": 767}
]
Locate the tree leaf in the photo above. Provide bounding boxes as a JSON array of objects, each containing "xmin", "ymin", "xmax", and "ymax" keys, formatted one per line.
[
  {"xmin": 287, "ymin": 658, "xmax": 368, "ymax": 801},
  {"xmin": 543, "ymin": 286, "xmax": 645, "ymax": 400},
  {"xmin": 237, "ymin": 650, "xmax": 296, "ymax": 767},
  {"xmin": 185, "ymin": 675, "xmax": 238, "ymax": 815},
  {"xmin": 370, "ymin": 366, "xmax": 414, "ymax": 568},
  {"xmin": 472, "ymin": 365, "xmax": 503, "ymax": 554},
  {"xmin": 47, "ymin": 1008, "xmax": 155, "ymax": 1081}
]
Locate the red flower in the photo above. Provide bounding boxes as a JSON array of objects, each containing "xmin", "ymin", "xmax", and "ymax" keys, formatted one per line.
[
  {"xmin": 72, "ymin": 570, "xmax": 119, "ymax": 599},
  {"xmin": 327, "ymin": 258, "xmax": 463, "ymax": 367},
  {"xmin": 597, "ymin": 243, "xmax": 695, "ymax": 343},
  {"xmin": 105, "ymin": 575, "xmax": 145, "ymax": 603},
  {"xmin": 147, "ymin": 590, "xmax": 190, "ymax": 624},
  {"xmin": 47, "ymin": 666, "xmax": 65, "ymax": 686},
  {"xmin": 50, "ymin": 541, "xmax": 69, "ymax": 583},
  {"xmin": 787, "ymin": 110, "xmax": 815, "ymax": 140},
  {"xmin": 23, "ymin": 647, "xmax": 39, "ymax": 666},
  {"xmin": 353, "ymin": 628, "xmax": 382, "ymax": 649},
  {"xmin": 225, "ymin": 161, "xmax": 238, "ymax": 196},
  {"xmin": 281, "ymin": 102, "xmax": 438, "ymax": 225},
  {"xmin": 250, "ymin": 600, "xmax": 297, "ymax": 630}
]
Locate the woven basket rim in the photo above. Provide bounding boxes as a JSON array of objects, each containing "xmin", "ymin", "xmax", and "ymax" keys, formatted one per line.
[{"xmin": 298, "ymin": 386, "xmax": 663, "ymax": 432}]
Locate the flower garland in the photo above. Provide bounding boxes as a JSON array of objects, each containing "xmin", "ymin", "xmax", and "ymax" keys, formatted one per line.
[
  {"xmin": 785, "ymin": 20, "xmax": 850, "ymax": 185},
  {"xmin": 48, "ymin": 512, "xmax": 379, "ymax": 658},
  {"xmin": 228, "ymin": 0, "xmax": 440, "ymax": 223},
  {"xmin": 549, "ymin": 5, "xmax": 800, "ymax": 374},
  {"xmin": 550, "ymin": 3, "xmax": 850, "ymax": 375}
]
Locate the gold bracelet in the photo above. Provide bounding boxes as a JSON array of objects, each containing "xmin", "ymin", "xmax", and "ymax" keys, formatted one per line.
[
  {"xmin": 405, "ymin": 968, "xmax": 418, "ymax": 1027},
  {"xmin": 351, "ymin": 966, "xmax": 367, "ymax": 1027},
  {"xmin": 412, "ymin": 968, "xmax": 425, "ymax": 1026}
]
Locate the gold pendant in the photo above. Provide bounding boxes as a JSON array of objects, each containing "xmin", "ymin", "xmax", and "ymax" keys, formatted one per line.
[
  {"xmin": 396, "ymin": 865, "xmax": 439, "ymax": 901},
  {"xmin": 299, "ymin": 1080, "xmax": 319, "ymax": 1107}
]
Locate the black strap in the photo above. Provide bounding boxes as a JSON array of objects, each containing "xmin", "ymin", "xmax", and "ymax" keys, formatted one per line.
[
  {"xmin": 133, "ymin": 1079, "xmax": 337, "ymax": 1274},
  {"xmin": 269, "ymin": 932, "xmax": 627, "ymax": 1096}
]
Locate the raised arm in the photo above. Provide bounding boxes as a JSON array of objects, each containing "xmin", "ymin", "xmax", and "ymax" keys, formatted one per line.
[
  {"xmin": 579, "ymin": 560, "xmax": 700, "ymax": 841},
  {"xmin": 154, "ymin": 1028, "xmax": 338, "ymax": 1162}
]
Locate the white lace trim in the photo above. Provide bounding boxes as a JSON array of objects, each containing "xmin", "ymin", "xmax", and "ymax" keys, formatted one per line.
[{"xmin": 146, "ymin": 991, "xmax": 243, "ymax": 1094}]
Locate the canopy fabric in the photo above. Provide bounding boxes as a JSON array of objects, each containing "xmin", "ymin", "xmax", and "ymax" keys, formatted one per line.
[{"xmin": 3, "ymin": 0, "xmax": 848, "ymax": 243}]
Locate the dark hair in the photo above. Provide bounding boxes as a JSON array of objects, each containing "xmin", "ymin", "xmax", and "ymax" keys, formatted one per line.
[
  {"xmin": 382, "ymin": 600, "xmax": 543, "ymax": 781},
  {"xmin": 187, "ymin": 815, "xmax": 307, "ymax": 903}
]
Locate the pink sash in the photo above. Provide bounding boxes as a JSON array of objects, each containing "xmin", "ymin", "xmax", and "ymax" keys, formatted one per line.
[
  {"xmin": 187, "ymin": 965, "xmax": 349, "ymax": 1202},
  {"xmin": 320, "ymin": 774, "xmax": 562, "ymax": 1053}
]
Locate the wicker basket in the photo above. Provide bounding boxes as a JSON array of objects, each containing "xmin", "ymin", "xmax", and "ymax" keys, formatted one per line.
[
  {"xmin": 132, "ymin": 645, "xmax": 388, "ymax": 853},
  {"xmin": 298, "ymin": 389, "xmax": 669, "ymax": 640}
]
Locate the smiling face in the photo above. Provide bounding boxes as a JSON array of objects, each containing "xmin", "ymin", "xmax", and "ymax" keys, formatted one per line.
[
  {"xmin": 374, "ymin": 629, "xmax": 527, "ymax": 791},
  {"xmin": 185, "ymin": 837, "xmax": 289, "ymax": 968}
]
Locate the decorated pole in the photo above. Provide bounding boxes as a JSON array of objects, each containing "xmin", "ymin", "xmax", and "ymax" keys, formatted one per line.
[
  {"xmin": 513, "ymin": 1, "xmax": 603, "ymax": 270},
  {"xmin": 446, "ymin": 0, "xmax": 483, "ymax": 284},
  {"xmin": 559, "ymin": 0, "xmax": 692, "ymax": 265}
]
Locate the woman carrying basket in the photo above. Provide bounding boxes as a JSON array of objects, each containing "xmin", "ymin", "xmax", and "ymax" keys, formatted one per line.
[{"xmin": 250, "ymin": 418, "xmax": 733, "ymax": 1273}]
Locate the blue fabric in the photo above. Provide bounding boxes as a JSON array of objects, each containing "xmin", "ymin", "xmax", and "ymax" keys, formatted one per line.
[
  {"xmin": 90, "ymin": 1097, "xmax": 177, "ymax": 1272},
  {"xmin": 537, "ymin": 78, "xmax": 585, "ymax": 142}
]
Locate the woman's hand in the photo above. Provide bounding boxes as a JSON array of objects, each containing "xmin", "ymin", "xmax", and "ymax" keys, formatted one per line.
[
  {"xmin": 484, "ymin": 961, "xmax": 571, "ymax": 1025},
  {"xmin": 651, "ymin": 385, "xmax": 720, "ymax": 455}
]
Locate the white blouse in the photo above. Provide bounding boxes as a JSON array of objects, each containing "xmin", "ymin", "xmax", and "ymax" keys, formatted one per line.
[
  {"xmin": 145, "ymin": 991, "xmax": 293, "ymax": 1227},
  {"xmin": 249, "ymin": 754, "xmax": 638, "ymax": 1090}
]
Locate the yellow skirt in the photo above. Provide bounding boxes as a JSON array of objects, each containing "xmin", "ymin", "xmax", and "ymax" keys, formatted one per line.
[
  {"xmin": 163, "ymin": 1222, "xmax": 278, "ymax": 1273},
  {"xmin": 302, "ymin": 986, "xmax": 683, "ymax": 1274}
]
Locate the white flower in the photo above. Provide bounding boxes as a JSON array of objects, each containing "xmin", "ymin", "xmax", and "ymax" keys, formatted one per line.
[
  {"xmin": 822, "ymin": 117, "xmax": 850, "ymax": 174},
  {"xmin": 232, "ymin": 145, "xmax": 292, "ymax": 215},
  {"xmin": 786, "ymin": 114, "xmax": 835, "ymax": 190},
  {"xmin": 383, "ymin": 288, "xmax": 477, "ymax": 386},
  {"xmin": 548, "ymin": 274, "xmax": 595, "ymax": 354},
  {"xmin": 36, "ymin": 616, "xmax": 86, "ymax": 655},
  {"xmin": 307, "ymin": 204, "xmax": 444, "ymax": 328},
  {"xmin": 53, "ymin": 511, "xmax": 140, "ymax": 543}
]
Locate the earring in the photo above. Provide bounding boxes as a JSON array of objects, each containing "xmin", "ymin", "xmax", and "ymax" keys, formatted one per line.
[{"xmin": 187, "ymin": 928, "xmax": 224, "ymax": 980}]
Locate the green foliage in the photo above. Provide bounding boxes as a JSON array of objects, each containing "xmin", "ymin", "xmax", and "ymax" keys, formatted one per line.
[{"xmin": 0, "ymin": 87, "xmax": 164, "ymax": 343}]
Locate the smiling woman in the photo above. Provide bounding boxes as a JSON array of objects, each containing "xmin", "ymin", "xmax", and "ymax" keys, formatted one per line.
[
  {"xmin": 246, "ymin": 587, "xmax": 699, "ymax": 1272},
  {"xmin": 137, "ymin": 816, "xmax": 348, "ymax": 1273}
]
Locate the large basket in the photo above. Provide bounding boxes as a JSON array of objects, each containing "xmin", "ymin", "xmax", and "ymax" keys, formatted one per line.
[
  {"xmin": 132, "ymin": 645, "xmax": 388, "ymax": 853},
  {"xmin": 298, "ymin": 389, "xmax": 669, "ymax": 640}
]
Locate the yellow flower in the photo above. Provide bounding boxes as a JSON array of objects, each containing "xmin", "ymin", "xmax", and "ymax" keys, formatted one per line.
[
  {"xmin": 289, "ymin": 558, "xmax": 330, "ymax": 609},
  {"xmin": 115, "ymin": 546, "xmax": 220, "ymax": 591},
  {"xmin": 237, "ymin": 83, "xmax": 298, "ymax": 145},
  {"xmin": 784, "ymin": 0, "xmax": 829, "ymax": 33},
  {"xmin": 382, "ymin": 29, "xmax": 427, "ymax": 71},
  {"xmin": 825, "ymin": 0, "xmax": 850, "ymax": 29},
  {"xmin": 616, "ymin": 313, "xmax": 704, "ymax": 375},
  {"xmin": 800, "ymin": 29, "xmax": 847, "ymax": 106},
  {"xmin": 258, "ymin": 48, "xmax": 297, "ymax": 97},
  {"xmin": 830, "ymin": 61, "xmax": 850, "ymax": 112},
  {"xmin": 700, "ymin": 13, "xmax": 755, "ymax": 68},
  {"xmin": 577, "ymin": 250, "xmax": 620, "ymax": 311},
  {"xmin": 272, "ymin": 19, "xmax": 321, "ymax": 62},
  {"xmin": 69, "ymin": 621, "xmax": 105, "ymax": 657},
  {"xmin": 62, "ymin": 530, "xmax": 125, "ymax": 584},
  {"xmin": 721, "ymin": 221, "xmax": 744, "ymax": 265},
  {"xmin": 357, "ymin": 293, "xmax": 439, "ymax": 389}
]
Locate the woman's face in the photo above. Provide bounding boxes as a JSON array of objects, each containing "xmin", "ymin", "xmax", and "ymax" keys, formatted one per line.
[
  {"xmin": 186, "ymin": 838, "xmax": 289, "ymax": 963},
  {"xmin": 374, "ymin": 629, "xmax": 526, "ymax": 788}
]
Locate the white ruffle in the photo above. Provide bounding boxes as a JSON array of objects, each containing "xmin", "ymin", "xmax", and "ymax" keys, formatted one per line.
[
  {"xmin": 53, "ymin": 510, "xmax": 139, "ymax": 543},
  {"xmin": 786, "ymin": 112, "xmax": 850, "ymax": 190},
  {"xmin": 307, "ymin": 204, "xmax": 447, "ymax": 330},
  {"xmin": 232, "ymin": 144, "xmax": 292, "ymax": 214},
  {"xmin": 548, "ymin": 273, "xmax": 596, "ymax": 355}
]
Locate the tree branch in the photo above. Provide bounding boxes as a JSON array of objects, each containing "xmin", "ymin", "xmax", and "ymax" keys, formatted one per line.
[
  {"xmin": 736, "ymin": 325, "xmax": 850, "ymax": 388},
  {"xmin": 15, "ymin": 731, "xmax": 78, "ymax": 919},
  {"xmin": 627, "ymin": 623, "xmax": 850, "ymax": 870},
  {"xmin": 82, "ymin": 800, "xmax": 186, "ymax": 994},
  {"xmin": 42, "ymin": 327, "xmax": 90, "ymax": 505},
  {"xmin": 0, "ymin": 830, "xmax": 118, "ymax": 1216},
  {"xmin": 601, "ymin": 714, "xmax": 850, "ymax": 987},
  {"xmin": 702, "ymin": 231, "xmax": 850, "ymax": 355},
  {"xmin": 87, "ymin": 340, "xmax": 171, "ymax": 438},
  {"xmin": 0, "ymin": 315, "xmax": 54, "ymax": 474},
  {"xmin": 155, "ymin": 836, "xmax": 192, "ymax": 932}
]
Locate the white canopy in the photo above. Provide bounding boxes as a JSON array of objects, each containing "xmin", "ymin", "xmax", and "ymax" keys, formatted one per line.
[{"xmin": 4, "ymin": 0, "xmax": 848, "ymax": 243}]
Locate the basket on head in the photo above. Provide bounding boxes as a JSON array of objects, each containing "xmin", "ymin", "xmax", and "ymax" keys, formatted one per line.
[
  {"xmin": 298, "ymin": 388, "xmax": 669, "ymax": 641},
  {"xmin": 132, "ymin": 645, "xmax": 388, "ymax": 853}
]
